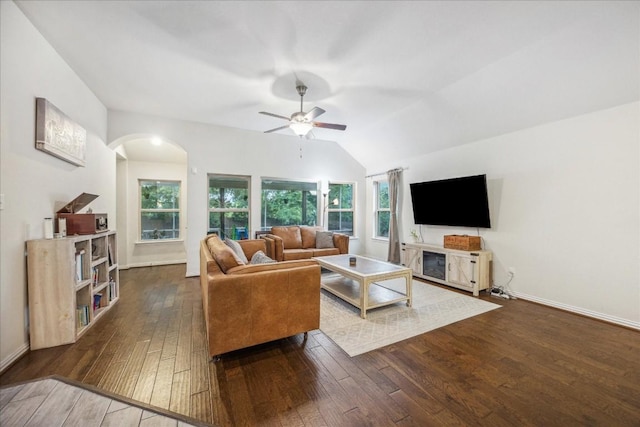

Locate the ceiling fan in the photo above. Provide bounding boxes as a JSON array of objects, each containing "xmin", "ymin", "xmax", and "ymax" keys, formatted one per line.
[{"xmin": 259, "ymin": 84, "xmax": 347, "ymax": 137}]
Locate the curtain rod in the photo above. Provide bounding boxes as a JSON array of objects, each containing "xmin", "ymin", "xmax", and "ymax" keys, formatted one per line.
[{"xmin": 365, "ymin": 167, "xmax": 408, "ymax": 179}]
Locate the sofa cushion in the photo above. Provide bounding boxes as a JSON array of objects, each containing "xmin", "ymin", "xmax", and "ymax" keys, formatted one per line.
[
  {"xmin": 207, "ymin": 234, "xmax": 243, "ymax": 273},
  {"xmin": 226, "ymin": 259, "xmax": 318, "ymax": 275},
  {"xmin": 312, "ymin": 248, "xmax": 340, "ymax": 257},
  {"xmin": 316, "ymin": 231, "xmax": 335, "ymax": 249},
  {"xmin": 282, "ymin": 249, "xmax": 314, "ymax": 261},
  {"xmin": 225, "ymin": 238, "xmax": 249, "ymax": 264},
  {"xmin": 272, "ymin": 226, "xmax": 302, "ymax": 249},
  {"xmin": 214, "ymin": 246, "xmax": 244, "ymax": 273},
  {"xmin": 250, "ymin": 250, "xmax": 275, "ymax": 264},
  {"xmin": 300, "ymin": 226, "xmax": 320, "ymax": 249}
]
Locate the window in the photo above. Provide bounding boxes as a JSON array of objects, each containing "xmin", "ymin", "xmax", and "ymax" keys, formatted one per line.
[
  {"xmin": 208, "ymin": 175, "xmax": 250, "ymax": 240},
  {"xmin": 261, "ymin": 179, "xmax": 318, "ymax": 230},
  {"xmin": 140, "ymin": 180, "xmax": 180, "ymax": 240},
  {"xmin": 375, "ymin": 180, "xmax": 390, "ymax": 238},
  {"xmin": 327, "ymin": 182, "xmax": 355, "ymax": 236}
]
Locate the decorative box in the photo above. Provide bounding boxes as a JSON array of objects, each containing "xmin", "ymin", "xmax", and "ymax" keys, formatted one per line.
[
  {"xmin": 56, "ymin": 193, "xmax": 108, "ymax": 235},
  {"xmin": 443, "ymin": 235, "xmax": 482, "ymax": 251}
]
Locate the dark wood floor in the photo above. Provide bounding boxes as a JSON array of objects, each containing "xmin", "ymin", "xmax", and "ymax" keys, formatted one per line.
[{"xmin": 2, "ymin": 264, "xmax": 639, "ymax": 426}]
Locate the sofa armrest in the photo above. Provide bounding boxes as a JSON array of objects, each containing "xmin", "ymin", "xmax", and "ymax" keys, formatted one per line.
[
  {"xmin": 260, "ymin": 234, "xmax": 276, "ymax": 260},
  {"xmin": 332, "ymin": 232, "xmax": 350, "ymax": 254},
  {"xmin": 262, "ymin": 234, "xmax": 284, "ymax": 261}
]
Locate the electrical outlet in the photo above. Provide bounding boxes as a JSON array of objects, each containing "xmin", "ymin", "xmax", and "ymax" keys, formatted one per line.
[{"xmin": 508, "ymin": 267, "xmax": 516, "ymax": 276}]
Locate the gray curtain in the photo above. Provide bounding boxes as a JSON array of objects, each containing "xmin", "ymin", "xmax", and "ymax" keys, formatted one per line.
[{"xmin": 387, "ymin": 168, "xmax": 402, "ymax": 264}]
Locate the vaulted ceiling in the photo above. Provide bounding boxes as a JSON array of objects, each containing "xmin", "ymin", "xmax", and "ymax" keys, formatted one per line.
[{"xmin": 15, "ymin": 1, "xmax": 639, "ymax": 170}]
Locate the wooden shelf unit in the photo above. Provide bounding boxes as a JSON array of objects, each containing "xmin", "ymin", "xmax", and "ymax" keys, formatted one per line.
[
  {"xmin": 402, "ymin": 242, "xmax": 492, "ymax": 296},
  {"xmin": 26, "ymin": 231, "xmax": 119, "ymax": 350}
]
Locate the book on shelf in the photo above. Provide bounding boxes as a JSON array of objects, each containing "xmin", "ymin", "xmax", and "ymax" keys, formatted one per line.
[
  {"xmin": 108, "ymin": 242, "xmax": 115, "ymax": 266},
  {"xmin": 76, "ymin": 304, "xmax": 89, "ymax": 327},
  {"xmin": 108, "ymin": 277, "xmax": 117, "ymax": 300},
  {"xmin": 75, "ymin": 249, "xmax": 85, "ymax": 282}
]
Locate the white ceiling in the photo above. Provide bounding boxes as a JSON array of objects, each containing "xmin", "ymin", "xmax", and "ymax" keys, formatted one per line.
[{"xmin": 15, "ymin": 1, "xmax": 639, "ymax": 169}]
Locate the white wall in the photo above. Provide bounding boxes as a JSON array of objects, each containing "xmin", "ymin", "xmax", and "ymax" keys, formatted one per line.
[
  {"xmin": 366, "ymin": 102, "xmax": 639, "ymax": 328},
  {"xmin": 0, "ymin": 2, "xmax": 114, "ymax": 369},
  {"xmin": 107, "ymin": 111, "xmax": 366, "ymax": 276},
  {"xmin": 121, "ymin": 159, "xmax": 188, "ymax": 268}
]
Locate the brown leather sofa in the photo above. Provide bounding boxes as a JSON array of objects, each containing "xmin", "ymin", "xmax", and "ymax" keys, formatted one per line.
[
  {"xmin": 261, "ymin": 226, "xmax": 349, "ymax": 262},
  {"xmin": 199, "ymin": 234, "xmax": 320, "ymax": 358}
]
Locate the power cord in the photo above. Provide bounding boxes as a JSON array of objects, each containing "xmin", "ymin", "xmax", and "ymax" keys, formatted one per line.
[{"xmin": 489, "ymin": 271, "xmax": 517, "ymax": 300}]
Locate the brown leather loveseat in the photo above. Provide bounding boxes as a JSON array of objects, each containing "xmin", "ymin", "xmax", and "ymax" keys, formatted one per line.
[
  {"xmin": 261, "ymin": 226, "xmax": 349, "ymax": 262},
  {"xmin": 199, "ymin": 234, "xmax": 320, "ymax": 359}
]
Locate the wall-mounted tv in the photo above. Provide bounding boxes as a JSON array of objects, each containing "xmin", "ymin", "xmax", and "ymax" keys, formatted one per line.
[{"xmin": 409, "ymin": 174, "xmax": 491, "ymax": 228}]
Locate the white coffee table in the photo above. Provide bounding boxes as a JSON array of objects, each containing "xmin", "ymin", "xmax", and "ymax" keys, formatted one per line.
[{"xmin": 314, "ymin": 254, "xmax": 412, "ymax": 319}]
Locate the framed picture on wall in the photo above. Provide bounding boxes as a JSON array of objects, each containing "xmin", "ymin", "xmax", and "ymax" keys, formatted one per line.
[{"xmin": 35, "ymin": 97, "xmax": 86, "ymax": 167}]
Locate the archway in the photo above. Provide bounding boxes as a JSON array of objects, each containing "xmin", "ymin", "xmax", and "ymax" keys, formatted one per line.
[{"xmin": 108, "ymin": 134, "xmax": 188, "ymax": 269}]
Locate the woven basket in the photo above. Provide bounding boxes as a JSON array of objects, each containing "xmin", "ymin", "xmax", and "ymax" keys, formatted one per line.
[{"xmin": 443, "ymin": 235, "xmax": 481, "ymax": 251}]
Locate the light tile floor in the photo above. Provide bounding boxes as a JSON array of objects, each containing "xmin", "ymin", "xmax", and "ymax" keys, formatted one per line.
[{"xmin": 0, "ymin": 377, "xmax": 207, "ymax": 427}]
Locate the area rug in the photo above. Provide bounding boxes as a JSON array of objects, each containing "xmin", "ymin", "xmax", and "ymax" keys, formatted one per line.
[{"xmin": 319, "ymin": 277, "xmax": 501, "ymax": 357}]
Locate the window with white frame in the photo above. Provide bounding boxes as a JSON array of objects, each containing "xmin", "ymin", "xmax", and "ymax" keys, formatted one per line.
[
  {"xmin": 374, "ymin": 180, "xmax": 390, "ymax": 238},
  {"xmin": 208, "ymin": 174, "xmax": 250, "ymax": 240},
  {"xmin": 261, "ymin": 179, "xmax": 318, "ymax": 230},
  {"xmin": 327, "ymin": 182, "xmax": 355, "ymax": 236},
  {"xmin": 139, "ymin": 180, "xmax": 181, "ymax": 241}
]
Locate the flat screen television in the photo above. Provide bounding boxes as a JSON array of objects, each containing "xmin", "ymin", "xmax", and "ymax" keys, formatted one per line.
[{"xmin": 409, "ymin": 174, "xmax": 491, "ymax": 228}]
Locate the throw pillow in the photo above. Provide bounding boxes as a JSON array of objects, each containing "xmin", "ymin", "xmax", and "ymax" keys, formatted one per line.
[
  {"xmin": 250, "ymin": 250, "xmax": 275, "ymax": 264},
  {"xmin": 225, "ymin": 238, "xmax": 249, "ymax": 264},
  {"xmin": 316, "ymin": 231, "xmax": 335, "ymax": 249},
  {"xmin": 213, "ymin": 245, "xmax": 243, "ymax": 273}
]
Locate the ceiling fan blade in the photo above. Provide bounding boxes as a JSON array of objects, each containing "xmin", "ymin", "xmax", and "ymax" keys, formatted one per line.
[
  {"xmin": 264, "ymin": 125, "xmax": 291, "ymax": 133},
  {"xmin": 259, "ymin": 111, "xmax": 290, "ymax": 121},
  {"xmin": 304, "ymin": 107, "xmax": 325, "ymax": 121},
  {"xmin": 313, "ymin": 122, "xmax": 347, "ymax": 131}
]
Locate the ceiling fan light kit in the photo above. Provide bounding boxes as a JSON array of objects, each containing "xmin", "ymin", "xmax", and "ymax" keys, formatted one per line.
[
  {"xmin": 290, "ymin": 121, "xmax": 313, "ymax": 137},
  {"xmin": 260, "ymin": 83, "xmax": 347, "ymax": 137}
]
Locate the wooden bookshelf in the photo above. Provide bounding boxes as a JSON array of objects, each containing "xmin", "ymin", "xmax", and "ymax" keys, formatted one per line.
[{"xmin": 26, "ymin": 231, "xmax": 119, "ymax": 350}]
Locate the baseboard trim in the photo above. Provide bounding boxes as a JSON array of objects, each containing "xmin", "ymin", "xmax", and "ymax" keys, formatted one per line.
[
  {"xmin": 0, "ymin": 342, "xmax": 29, "ymax": 374},
  {"xmin": 120, "ymin": 260, "xmax": 186, "ymax": 270},
  {"xmin": 513, "ymin": 291, "xmax": 640, "ymax": 330}
]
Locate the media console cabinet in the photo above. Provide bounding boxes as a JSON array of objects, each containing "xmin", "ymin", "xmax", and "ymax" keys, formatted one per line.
[{"xmin": 401, "ymin": 242, "xmax": 492, "ymax": 296}]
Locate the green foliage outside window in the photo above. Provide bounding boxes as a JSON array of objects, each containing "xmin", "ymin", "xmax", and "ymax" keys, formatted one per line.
[
  {"xmin": 328, "ymin": 183, "xmax": 354, "ymax": 235},
  {"xmin": 208, "ymin": 175, "xmax": 250, "ymax": 239},
  {"xmin": 375, "ymin": 181, "xmax": 390, "ymax": 238},
  {"xmin": 140, "ymin": 180, "xmax": 180, "ymax": 240},
  {"xmin": 141, "ymin": 181, "xmax": 180, "ymax": 209},
  {"xmin": 261, "ymin": 180, "xmax": 318, "ymax": 229},
  {"xmin": 377, "ymin": 211, "xmax": 390, "ymax": 237}
]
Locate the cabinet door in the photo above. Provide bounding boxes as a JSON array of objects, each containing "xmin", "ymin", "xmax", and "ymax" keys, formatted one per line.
[
  {"xmin": 447, "ymin": 254, "xmax": 476, "ymax": 287},
  {"xmin": 403, "ymin": 247, "xmax": 422, "ymax": 275}
]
